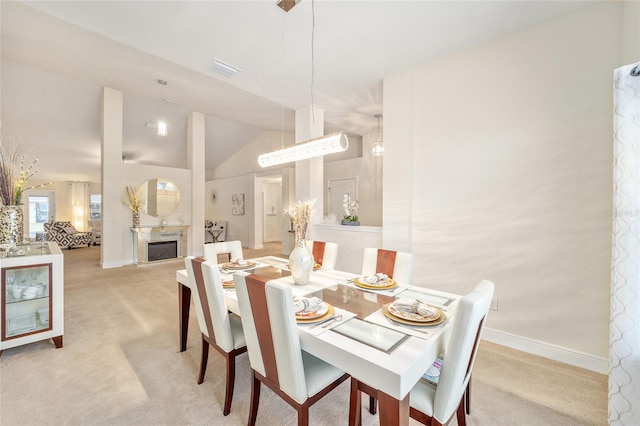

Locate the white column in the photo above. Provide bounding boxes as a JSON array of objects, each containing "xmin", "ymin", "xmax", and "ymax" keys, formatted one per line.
[
  {"xmin": 188, "ymin": 111, "xmax": 206, "ymax": 257},
  {"xmin": 100, "ymin": 87, "xmax": 125, "ymax": 268},
  {"xmin": 281, "ymin": 167, "xmax": 295, "ymax": 255},
  {"xmin": 294, "ymin": 105, "xmax": 324, "ymax": 231}
]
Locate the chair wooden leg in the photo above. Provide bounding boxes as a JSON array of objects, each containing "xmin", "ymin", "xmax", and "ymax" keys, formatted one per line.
[
  {"xmin": 248, "ymin": 371, "xmax": 261, "ymax": 426},
  {"xmin": 197, "ymin": 337, "xmax": 209, "ymax": 385},
  {"xmin": 222, "ymin": 353, "xmax": 236, "ymax": 416},
  {"xmin": 369, "ymin": 396, "xmax": 377, "ymax": 414},
  {"xmin": 456, "ymin": 399, "xmax": 467, "ymax": 426},
  {"xmin": 465, "ymin": 377, "xmax": 471, "ymax": 415},
  {"xmin": 349, "ymin": 378, "xmax": 362, "ymax": 426}
]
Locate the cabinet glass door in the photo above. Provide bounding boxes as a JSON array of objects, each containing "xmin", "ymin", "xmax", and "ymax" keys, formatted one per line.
[{"xmin": 2, "ymin": 263, "xmax": 52, "ymax": 340}]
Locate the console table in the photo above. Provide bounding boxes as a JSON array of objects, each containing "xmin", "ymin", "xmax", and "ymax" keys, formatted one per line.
[{"xmin": 131, "ymin": 225, "xmax": 189, "ymax": 264}]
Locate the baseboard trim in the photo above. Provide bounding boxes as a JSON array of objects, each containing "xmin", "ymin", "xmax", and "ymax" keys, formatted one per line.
[{"xmin": 482, "ymin": 327, "xmax": 608, "ymax": 374}]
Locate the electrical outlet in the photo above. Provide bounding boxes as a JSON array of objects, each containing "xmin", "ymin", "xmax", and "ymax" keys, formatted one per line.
[{"xmin": 490, "ymin": 297, "xmax": 498, "ymax": 311}]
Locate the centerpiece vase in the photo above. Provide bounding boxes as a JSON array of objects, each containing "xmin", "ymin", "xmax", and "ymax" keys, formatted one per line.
[
  {"xmin": 289, "ymin": 239, "xmax": 314, "ymax": 285},
  {"xmin": 0, "ymin": 205, "xmax": 24, "ymax": 245},
  {"xmin": 132, "ymin": 210, "xmax": 141, "ymax": 228}
]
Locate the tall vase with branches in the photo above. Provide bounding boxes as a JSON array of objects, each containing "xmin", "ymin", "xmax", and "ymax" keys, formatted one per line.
[
  {"xmin": 124, "ymin": 185, "xmax": 144, "ymax": 228},
  {"xmin": 287, "ymin": 199, "xmax": 316, "ymax": 285},
  {"xmin": 0, "ymin": 138, "xmax": 50, "ymax": 244}
]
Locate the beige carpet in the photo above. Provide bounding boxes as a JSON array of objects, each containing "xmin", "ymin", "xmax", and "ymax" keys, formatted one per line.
[{"xmin": 0, "ymin": 244, "xmax": 607, "ymax": 425}]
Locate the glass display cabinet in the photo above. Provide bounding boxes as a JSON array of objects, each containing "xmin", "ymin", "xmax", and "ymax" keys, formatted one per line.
[{"xmin": 0, "ymin": 241, "xmax": 64, "ymax": 354}]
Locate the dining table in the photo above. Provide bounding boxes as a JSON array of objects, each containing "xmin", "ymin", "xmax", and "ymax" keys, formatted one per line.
[{"xmin": 176, "ymin": 255, "xmax": 460, "ymax": 426}]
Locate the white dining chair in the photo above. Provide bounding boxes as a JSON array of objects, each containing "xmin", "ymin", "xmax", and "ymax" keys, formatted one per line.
[
  {"xmin": 349, "ymin": 280, "xmax": 494, "ymax": 426},
  {"xmin": 203, "ymin": 240, "xmax": 244, "ymax": 264},
  {"xmin": 361, "ymin": 247, "xmax": 414, "ymax": 285},
  {"xmin": 305, "ymin": 240, "xmax": 339, "ymax": 269},
  {"xmin": 360, "ymin": 247, "xmax": 415, "ymax": 414},
  {"xmin": 184, "ymin": 256, "xmax": 247, "ymax": 416},
  {"xmin": 234, "ymin": 271, "xmax": 350, "ymax": 426}
]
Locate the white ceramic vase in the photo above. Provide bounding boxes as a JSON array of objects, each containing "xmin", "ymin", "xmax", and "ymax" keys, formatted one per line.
[{"xmin": 289, "ymin": 239, "xmax": 314, "ymax": 285}]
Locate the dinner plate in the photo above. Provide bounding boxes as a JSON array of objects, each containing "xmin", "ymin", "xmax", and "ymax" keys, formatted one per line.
[
  {"xmin": 294, "ymin": 301, "xmax": 329, "ymax": 319},
  {"xmin": 295, "ymin": 303, "xmax": 334, "ymax": 323},
  {"xmin": 221, "ymin": 261, "xmax": 257, "ymax": 270},
  {"xmin": 387, "ymin": 302, "xmax": 440, "ymax": 322},
  {"xmin": 382, "ymin": 303, "xmax": 446, "ymax": 326},
  {"xmin": 354, "ymin": 277, "xmax": 398, "ymax": 290}
]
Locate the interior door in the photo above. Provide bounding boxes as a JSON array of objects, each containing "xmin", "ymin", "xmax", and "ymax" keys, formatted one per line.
[
  {"xmin": 328, "ymin": 178, "xmax": 357, "ymax": 221},
  {"xmin": 27, "ymin": 191, "xmax": 55, "ymax": 239}
]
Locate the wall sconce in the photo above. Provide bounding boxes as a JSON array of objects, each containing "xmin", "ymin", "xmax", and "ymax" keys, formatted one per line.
[{"xmin": 258, "ymin": 132, "xmax": 349, "ymax": 168}]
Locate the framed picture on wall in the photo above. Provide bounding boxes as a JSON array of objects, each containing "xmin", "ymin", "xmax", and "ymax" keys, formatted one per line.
[{"xmin": 232, "ymin": 193, "xmax": 245, "ymax": 215}]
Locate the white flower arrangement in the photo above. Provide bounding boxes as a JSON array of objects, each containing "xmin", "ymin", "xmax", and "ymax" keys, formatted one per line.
[
  {"xmin": 0, "ymin": 136, "xmax": 51, "ymax": 206},
  {"xmin": 342, "ymin": 193, "xmax": 359, "ymax": 222},
  {"xmin": 286, "ymin": 199, "xmax": 316, "ymax": 241}
]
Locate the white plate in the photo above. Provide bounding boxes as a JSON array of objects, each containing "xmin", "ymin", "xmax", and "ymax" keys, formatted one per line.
[
  {"xmin": 388, "ymin": 302, "xmax": 441, "ymax": 322},
  {"xmin": 294, "ymin": 302, "xmax": 329, "ymax": 320}
]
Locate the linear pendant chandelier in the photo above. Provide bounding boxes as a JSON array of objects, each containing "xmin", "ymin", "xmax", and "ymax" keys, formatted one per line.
[{"xmin": 258, "ymin": 132, "xmax": 348, "ymax": 168}]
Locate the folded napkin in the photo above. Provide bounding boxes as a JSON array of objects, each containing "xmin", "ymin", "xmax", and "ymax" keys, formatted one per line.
[
  {"xmin": 392, "ymin": 298, "xmax": 438, "ymax": 317},
  {"xmin": 231, "ymin": 258, "xmax": 248, "ymax": 266},
  {"xmin": 294, "ymin": 297, "xmax": 323, "ymax": 314},
  {"xmin": 363, "ymin": 273, "xmax": 389, "ymax": 284}
]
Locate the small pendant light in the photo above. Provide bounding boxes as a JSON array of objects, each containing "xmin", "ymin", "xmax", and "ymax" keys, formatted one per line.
[{"xmin": 372, "ymin": 114, "xmax": 384, "ymax": 156}]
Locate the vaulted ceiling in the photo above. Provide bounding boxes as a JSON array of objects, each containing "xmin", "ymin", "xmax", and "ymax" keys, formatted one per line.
[{"xmin": 0, "ymin": 0, "xmax": 599, "ymax": 182}]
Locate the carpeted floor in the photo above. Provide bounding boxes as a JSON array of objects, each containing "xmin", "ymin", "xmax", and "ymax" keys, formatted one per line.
[{"xmin": 0, "ymin": 243, "xmax": 607, "ymax": 425}]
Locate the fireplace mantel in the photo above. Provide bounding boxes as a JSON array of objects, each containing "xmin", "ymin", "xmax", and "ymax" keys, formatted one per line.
[{"xmin": 131, "ymin": 225, "xmax": 189, "ymax": 264}]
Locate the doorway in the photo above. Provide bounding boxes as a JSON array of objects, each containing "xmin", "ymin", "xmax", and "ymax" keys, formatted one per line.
[{"xmin": 27, "ymin": 191, "xmax": 55, "ymax": 239}]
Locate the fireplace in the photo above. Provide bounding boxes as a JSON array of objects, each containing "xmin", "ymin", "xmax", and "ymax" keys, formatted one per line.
[
  {"xmin": 147, "ymin": 240, "xmax": 178, "ymax": 262},
  {"xmin": 131, "ymin": 225, "xmax": 189, "ymax": 264}
]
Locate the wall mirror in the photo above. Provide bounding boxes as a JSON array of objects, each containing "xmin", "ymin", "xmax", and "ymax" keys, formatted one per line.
[{"xmin": 141, "ymin": 178, "xmax": 180, "ymax": 217}]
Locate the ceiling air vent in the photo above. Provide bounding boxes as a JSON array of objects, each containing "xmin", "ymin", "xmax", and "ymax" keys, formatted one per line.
[{"xmin": 207, "ymin": 57, "xmax": 242, "ymax": 77}]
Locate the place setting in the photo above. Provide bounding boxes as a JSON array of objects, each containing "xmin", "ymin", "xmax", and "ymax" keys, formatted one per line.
[
  {"xmin": 221, "ymin": 275, "xmax": 235, "ymax": 290},
  {"xmin": 293, "ymin": 296, "xmax": 354, "ymax": 335},
  {"xmin": 382, "ymin": 298, "xmax": 447, "ymax": 326},
  {"xmin": 220, "ymin": 258, "xmax": 259, "ymax": 271},
  {"xmin": 347, "ymin": 272, "xmax": 403, "ymax": 296},
  {"xmin": 364, "ymin": 297, "xmax": 448, "ymax": 339}
]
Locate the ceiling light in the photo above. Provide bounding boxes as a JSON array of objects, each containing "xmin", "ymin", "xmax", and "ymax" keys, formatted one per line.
[
  {"xmin": 260, "ymin": 0, "xmax": 346, "ymax": 168},
  {"xmin": 258, "ymin": 132, "xmax": 349, "ymax": 168},
  {"xmin": 207, "ymin": 57, "xmax": 242, "ymax": 77},
  {"xmin": 156, "ymin": 121, "xmax": 168, "ymax": 137},
  {"xmin": 372, "ymin": 114, "xmax": 384, "ymax": 156},
  {"xmin": 145, "ymin": 121, "xmax": 168, "ymax": 136},
  {"xmin": 154, "ymin": 79, "xmax": 169, "ymax": 136}
]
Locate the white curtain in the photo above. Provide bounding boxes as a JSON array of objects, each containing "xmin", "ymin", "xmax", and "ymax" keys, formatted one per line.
[
  {"xmin": 70, "ymin": 182, "xmax": 89, "ymax": 231},
  {"xmin": 611, "ymin": 62, "xmax": 640, "ymax": 426}
]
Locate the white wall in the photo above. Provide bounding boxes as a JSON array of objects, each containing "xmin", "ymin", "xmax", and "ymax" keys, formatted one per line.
[
  {"xmin": 622, "ymin": 0, "xmax": 640, "ymax": 64},
  {"xmin": 211, "ymin": 130, "xmax": 295, "ymax": 180},
  {"xmin": 384, "ymin": 2, "xmax": 622, "ymax": 361},
  {"xmin": 324, "ymin": 132, "xmax": 383, "ymax": 226},
  {"xmin": 204, "ymin": 174, "xmax": 251, "ymax": 247}
]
